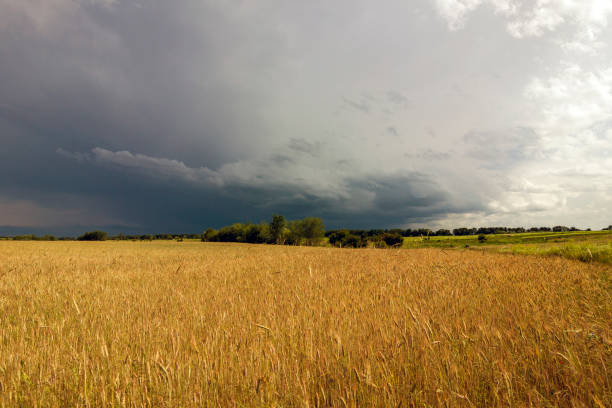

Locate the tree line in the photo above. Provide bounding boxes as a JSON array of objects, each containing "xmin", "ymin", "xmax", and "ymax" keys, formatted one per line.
[
  {"xmin": 1, "ymin": 221, "xmax": 607, "ymax": 244},
  {"xmin": 202, "ymin": 215, "xmax": 326, "ymax": 246}
]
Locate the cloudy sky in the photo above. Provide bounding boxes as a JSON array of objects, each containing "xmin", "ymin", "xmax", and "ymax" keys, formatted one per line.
[{"xmin": 1, "ymin": 0, "xmax": 611, "ymax": 234}]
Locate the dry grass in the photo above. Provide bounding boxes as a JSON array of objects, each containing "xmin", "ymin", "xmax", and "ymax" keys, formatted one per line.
[{"xmin": 0, "ymin": 241, "xmax": 610, "ymax": 407}]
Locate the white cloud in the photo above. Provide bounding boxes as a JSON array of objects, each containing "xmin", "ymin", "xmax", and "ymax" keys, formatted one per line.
[
  {"xmin": 524, "ymin": 63, "xmax": 612, "ymax": 134},
  {"xmin": 434, "ymin": 0, "xmax": 612, "ymax": 53},
  {"xmin": 480, "ymin": 62, "xmax": 612, "ymax": 228},
  {"xmin": 434, "ymin": 0, "xmax": 483, "ymax": 30},
  {"xmin": 90, "ymin": 148, "xmax": 224, "ymax": 187}
]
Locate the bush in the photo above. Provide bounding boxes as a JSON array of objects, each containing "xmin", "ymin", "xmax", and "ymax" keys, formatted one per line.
[
  {"xmin": 381, "ymin": 233, "xmax": 403, "ymax": 247},
  {"xmin": 77, "ymin": 230, "xmax": 108, "ymax": 241},
  {"xmin": 328, "ymin": 230, "xmax": 364, "ymax": 248},
  {"xmin": 478, "ymin": 234, "xmax": 487, "ymax": 243}
]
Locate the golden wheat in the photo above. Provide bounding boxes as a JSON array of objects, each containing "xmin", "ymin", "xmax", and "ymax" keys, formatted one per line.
[{"xmin": 0, "ymin": 241, "xmax": 610, "ymax": 407}]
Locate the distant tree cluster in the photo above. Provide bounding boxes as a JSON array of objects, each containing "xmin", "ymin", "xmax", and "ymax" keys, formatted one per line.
[
  {"xmin": 328, "ymin": 230, "xmax": 365, "ymax": 248},
  {"xmin": 553, "ymin": 226, "xmax": 581, "ymax": 232},
  {"xmin": 527, "ymin": 227, "xmax": 552, "ymax": 232},
  {"xmin": 4, "ymin": 222, "xmax": 609, "ymax": 244},
  {"xmin": 452, "ymin": 227, "xmax": 526, "ymax": 235},
  {"xmin": 451, "ymin": 226, "xmax": 586, "ymax": 235},
  {"xmin": 402, "ymin": 228, "xmax": 451, "ymax": 237},
  {"xmin": 326, "ymin": 230, "xmax": 405, "ymax": 248},
  {"xmin": 201, "ymin": 215, "xmax": 326, "ymax": 246},
  {"xmin": 324, "ymin": 224, "xmax": 600, "ymax": 247},
  {"xmin": 77, "ymin": 230, "xmax": 108, "ymax": 241},
  {"xmin": 8, "ymin": 234, "xmax": 72, "ymax": 241},
  {"xmin": 112, "ymin": 233, "xmax": 202, "ymax": 241}
]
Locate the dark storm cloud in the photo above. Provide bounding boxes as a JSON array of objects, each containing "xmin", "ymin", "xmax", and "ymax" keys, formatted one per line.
[
  {"xmin": 50, "ymin": 144, "xmax": 485, "ymax": 232},
  {"xmin": 0, "ymin": 0, "xmax": 281, "ymax": 167},
  {"xmin": 1, "ymin": 0, "xmax": 611, "ymax": 233},
  {"xmin": 0, "ymin": 0, "xmax": 285, "ymax": 232}
]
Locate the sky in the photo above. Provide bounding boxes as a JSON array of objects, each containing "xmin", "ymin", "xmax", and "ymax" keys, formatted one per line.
[{"xmin": 1, "ymin": 0, "xmax": 611, "ymax": 235}]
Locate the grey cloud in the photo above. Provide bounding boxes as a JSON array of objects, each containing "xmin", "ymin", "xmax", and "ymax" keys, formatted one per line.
[
  {"xmin": 288, "ymin": 138, "xmax": 322, "ymax": 157},
  {"xmin": 1, "ymin": 0, "xmax": 610, "ymax": 232},
  {"xmin": 0, "ymin": 0, "xmax": 282, "ymax": 167},
  {"xmin": 217, "ymin": 171, "xmax": 479, "ymax": 229},
  {"xmin": 56, "ymin": 148, "xmax": 91, "ymax": 163},
  {"xmin": 91, "ymin": 148, "xmax": 224, "ymax": 186},
  {"xmin": 342, "ymin": 97, "xmax": 370, "ymax": 113},
  {"xmin": 588, "ymin": 119, "xmax": 612, "ymax": 140},
  {"xmin": 422, "ymin": 149, "xmax": 451, "ymax": 161},
  {"xmin": 349, "ymin": 174, "xmax": 447, "ymax": 211},
  {"xmin": 387, "ymin": 126, "xmax": 399, "ymax": 136},
  {"xmin": 386, "ymin": 91, "xmax": 410, "ymax": 107},
  {"xmin": 268, "ymin": 154, "xmax": 295, "ymax": 166},
  {"xmin": 58, "ymin": 147, "xmax": 223, "ymax": 186},
  {"xmin": 55, "ymin": 144, "xmax": 483, "ymax": 230},
  {"xmin": 404, "ymin": 149, "xmax": 452, "ymax": 161},
  {"xmin": 464, "ymin": 127, "xmax": 543, "ymax": 169},
  {"xmin": 0, "ymin": 194, "xmax": 127, "ymax": 229}
]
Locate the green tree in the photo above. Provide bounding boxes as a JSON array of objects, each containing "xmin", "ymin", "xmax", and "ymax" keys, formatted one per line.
[
  {"xmin": 300, "ymin": 217, "xmax": 325, "ymax": 246},
  {"xmin": 328, "ymin": 230, "xmax": 350, "ymax": 247},
  {"xmin": 202, "ymin": 228, "xmax": 218, "ymax": 242},
  {"xmin": 245, "ymin": 222, "xmax": 271, "ymax": 244},
  {"xmin": 553, "ymin": 226, "xmax": 569, "ymax": 232},
  {"xmin": 285, "ymin": 220, "xmax": 303, "ymax": 245},
  {"xmin": 269, "ymin": 214, "xmax": 287, "ymax": 244},
  {"xmin": 217, "ymin": 223, "xmax": 247, "ymax": 242}
]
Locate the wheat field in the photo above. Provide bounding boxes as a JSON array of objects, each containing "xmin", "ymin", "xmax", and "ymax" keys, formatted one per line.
[{"xmin": 0, "ymin": 241, "xmax": 610, "ymax": 407}]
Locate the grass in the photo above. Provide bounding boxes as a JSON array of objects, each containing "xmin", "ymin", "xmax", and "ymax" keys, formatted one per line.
[
  {"xmin": 496, "ymin": 242, "xmax": 612, "ymax": 264},
  {"xmin": 402, "ymin": 230, "xmax": 612, "ymax": 264},
  {"xmin": 0, "ymin": 241, "xmax": 610, "ymax": 406},
  {"xmin": 402, "ymin": 230, "xmax": 612, "ymax": 248}
]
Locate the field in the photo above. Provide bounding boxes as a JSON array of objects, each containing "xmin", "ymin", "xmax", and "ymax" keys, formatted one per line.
[
  {"xmin": 401, "ymin": 230, "xmax": 612, "ymax": 248},
  {"xmin": 401, "ymin": 231, "xmax": 612, "ymax": 264},
  {"xmin": 0, "ymin": 241, "xmax": 610, "ymax": 407}
]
